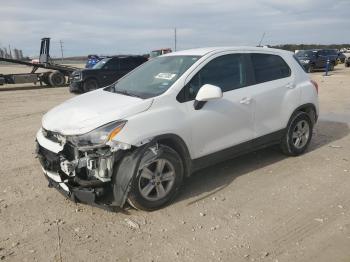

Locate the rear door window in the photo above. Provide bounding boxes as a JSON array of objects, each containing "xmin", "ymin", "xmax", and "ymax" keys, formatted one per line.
[{"xmin": 250, "ymin": 53, "xmax": 291, "ymax": 84}]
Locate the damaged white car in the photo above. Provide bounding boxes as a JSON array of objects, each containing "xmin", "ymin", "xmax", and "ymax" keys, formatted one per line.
[{"xmin": 36, "ymin": 47, "xmax": 318, "ymax": 211}]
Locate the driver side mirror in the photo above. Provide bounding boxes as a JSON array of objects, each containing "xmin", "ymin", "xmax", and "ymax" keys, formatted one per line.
[{"xmin": 194, "ymin": 84, "xmax": 223, "ymax": 110}]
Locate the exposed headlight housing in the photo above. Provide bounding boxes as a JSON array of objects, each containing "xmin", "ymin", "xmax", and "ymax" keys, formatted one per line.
[{"xmin": 67, "ymin": 121, "xmax": 126, "ymax": 148}]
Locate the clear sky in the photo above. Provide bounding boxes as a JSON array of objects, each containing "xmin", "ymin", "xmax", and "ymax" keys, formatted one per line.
[{"xmin": 0, "ymin": 0, "xmax": 349, "ymax": 57}]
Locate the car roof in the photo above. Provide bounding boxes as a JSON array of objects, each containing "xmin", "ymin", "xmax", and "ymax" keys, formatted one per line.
[
  {"xmin": 163, "ymin": 46, "xmax": 293, "ymax": 57},
  {"xmin": 104, "ymin": 55, "xmax": 146, "ymax": 59}
]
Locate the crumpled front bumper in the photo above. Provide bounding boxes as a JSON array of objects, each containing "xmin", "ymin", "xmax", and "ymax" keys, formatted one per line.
[
  {"xmin": 42, "ymin": 168, "xmax": 115, "ymax": 210},
  {"xmin": 35, "ymin": 127, "xmax": 154, "ymax": 210},
  {"xmin": 36, "ymin": 142, "xmax": 116, "ymax": 210}
]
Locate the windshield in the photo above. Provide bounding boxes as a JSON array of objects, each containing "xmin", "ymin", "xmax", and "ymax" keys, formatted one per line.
[
  {"xmin": 296, "ymin": 50, "xmax": 316, "ymax": 58},
  {"xmin": 93, "ymin": 58, "xmax": 111, "ymax": 69},
  {"xmin": 107, "ymin": 55, "xmax": 200, "ymax": 99}
]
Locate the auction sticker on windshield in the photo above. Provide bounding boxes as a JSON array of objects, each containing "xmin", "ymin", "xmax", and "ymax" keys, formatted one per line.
[{"xmin": 155, "ymin": 73, "xmax": 177, "ymax": 80}]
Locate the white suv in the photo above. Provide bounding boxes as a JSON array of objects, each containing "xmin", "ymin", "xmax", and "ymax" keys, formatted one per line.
[{"xmin": 36, "ymin": 47, "xmax": 319, "ymax": 211}]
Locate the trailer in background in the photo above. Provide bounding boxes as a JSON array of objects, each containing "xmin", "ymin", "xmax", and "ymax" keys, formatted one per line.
[{"xmin": 0, "ymin": 38, "xmax": 79, "ymax": 87}]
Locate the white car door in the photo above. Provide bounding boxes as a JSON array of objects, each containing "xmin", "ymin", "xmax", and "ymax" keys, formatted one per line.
[
  {"xmin": 247, "ymin": 53, "xmax": 299, "ymax": 138},
  {"xmin": 178, "ymin": 53, "xmax": 255, "ymax": 159}
]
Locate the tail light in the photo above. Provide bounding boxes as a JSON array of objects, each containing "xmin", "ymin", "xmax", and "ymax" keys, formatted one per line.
[{"xmin": 310, "ymin": 80, "xmax": 318, "ymax": 94}]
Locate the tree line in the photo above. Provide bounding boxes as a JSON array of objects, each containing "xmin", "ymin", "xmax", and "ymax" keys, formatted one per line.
[{"xmin": 270, "ymin": 44, "xmax": 350, "ymax": 52}]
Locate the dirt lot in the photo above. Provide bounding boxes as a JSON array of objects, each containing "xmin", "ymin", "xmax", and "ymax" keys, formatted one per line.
[{"xmin": 0, "ymin": 64, "xmax": 349, "ymax": 262}]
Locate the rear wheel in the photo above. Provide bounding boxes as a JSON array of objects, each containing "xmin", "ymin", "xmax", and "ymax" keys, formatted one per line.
[
  {"xmin": 280, "ymin": 111, "xmax": 313, "ymax": 156},
  {"xmin": 48, "ymin": 71, "xmax": 66, "ymax": 87},
  {"xmin": 83, "ymin": 78, "xmax": 98, "ymax": 92},
  {"xmin": 127, "ymin": 145, "xmax": 184, "ymax": 211}
]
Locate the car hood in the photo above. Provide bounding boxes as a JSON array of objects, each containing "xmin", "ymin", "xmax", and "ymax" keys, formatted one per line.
[{"xmin": 42, "ymin": 89, "xmax": 153, "ymax": 135}]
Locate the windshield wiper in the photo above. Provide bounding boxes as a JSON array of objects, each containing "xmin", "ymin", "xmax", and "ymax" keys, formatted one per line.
[{"xmin": 115, "ymin": 89, "xmax": 141, "ymax": 98}]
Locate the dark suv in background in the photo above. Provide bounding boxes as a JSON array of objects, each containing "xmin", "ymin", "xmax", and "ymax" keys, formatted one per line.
[
  {"xmin": 295, "ymin": 49, "xmax": 338, "ymax": 72},
  {"xmin": 70, "ymin": 56, "xmax": 148, "ymax": 93}
]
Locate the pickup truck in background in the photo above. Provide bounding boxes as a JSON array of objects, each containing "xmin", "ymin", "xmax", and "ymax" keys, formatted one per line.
[
  {"xmin": 70, "ymin": 55, "xmax": 148, "ymax": 93},
  {"xmin": 295, "ymin": 49, "xmax": 338, "ymax": 72}
]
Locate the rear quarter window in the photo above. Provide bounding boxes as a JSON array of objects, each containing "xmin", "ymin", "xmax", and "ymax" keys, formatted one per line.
[
  {"xmin": 251, "ymin": 53, "xmax": 291, "ymax": 84},
  {"xmin": 293, "ymin": 55, "xmax": 307, "ymax": 72}
]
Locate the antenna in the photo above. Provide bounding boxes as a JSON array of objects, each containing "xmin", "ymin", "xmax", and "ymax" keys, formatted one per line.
[
  {"xmin": 258, "ymin": 32, "xmax": 266, "ymax": 47},
  {"xmin": 174, "ymin": 28, "xmax": 177, "ymax": 51}
]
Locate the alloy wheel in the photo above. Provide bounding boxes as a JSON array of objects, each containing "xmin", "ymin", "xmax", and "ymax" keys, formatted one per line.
[
  {"xmin": 292, "ymin": 120, "xmax": 310, "ymax": 149},
  {"xmin": 138, "ymin": 159, "xmax": 176, "ymax": 201}
]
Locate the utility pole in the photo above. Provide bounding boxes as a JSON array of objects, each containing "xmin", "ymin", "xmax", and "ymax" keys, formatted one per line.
[
  {"xmin": 174, "ymin": 28, "xmax": 177, "ymax": 52},
  {"xmin": 8, "ymin": 44, "xmax": 12, "ymax": 58},
  {"xmin": 59, "ymin": 40, "xmax": 64, "ymax": 62}
]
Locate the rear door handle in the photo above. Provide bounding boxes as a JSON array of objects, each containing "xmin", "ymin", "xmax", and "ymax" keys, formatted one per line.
[
  {"xmin": 240, "ymin": 97, "xmax": 252, "ymax": 105},
  {"xmin": 285, "ymin": 82, "xmax": 295, "ymax": 89}
]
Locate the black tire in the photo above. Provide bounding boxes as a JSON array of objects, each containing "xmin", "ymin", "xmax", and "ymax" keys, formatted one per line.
[
  {"xmin": 40, "ymin": 72, "xmax": 51, "ymax": 86},
  {"xmin": 280, "ymin": 111, "xmax": 313, "ymax": 156},
  {"xmin": 345, "ymin": 63, "xmax": 349, "ymax": 68},
  {"xmin": 83, "ymin": 78, "xmax": 98, "ymax": 92},
  {"xmin": 48, "ymin": 71, "xmax": 66, "ymax": 87},
  {"xmin": 127, "ymin": 145, "xmax": 184, "ymax": 211}
]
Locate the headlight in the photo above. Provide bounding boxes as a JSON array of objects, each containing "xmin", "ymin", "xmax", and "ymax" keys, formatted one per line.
[
  {"xmin": 72, "ymin": 72, "xmax": 82, "ymax": 81},
  {"xmin": 67, "ymin": 121, "xmax": 126, "ymax": 148}
]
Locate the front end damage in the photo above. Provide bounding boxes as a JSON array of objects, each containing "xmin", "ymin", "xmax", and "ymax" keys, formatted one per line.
[{"xmin": 35, "ymin": 127, "xmax": 149, "ymax": 210}]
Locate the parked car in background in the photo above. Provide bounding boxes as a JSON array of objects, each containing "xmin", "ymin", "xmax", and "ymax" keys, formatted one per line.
[
  {"xmin": 70, "ymin": 55, "xmax": 148, "ymax": 93},
  {"xmin": 150, "ymin": 48, "xmax": 172, "ymax": 58},
  {"xmin": 85, "ymin": 55, "xmax": 104, "ymax": 68},
  {"xmin": 338, "ymin": 52, "xmax": 346, "ymax": 64},
  {"xmin": 345, "ymin": 56, "xmax": 350, "ymax": 67},
  {"xmin": 295, "ymin": 49, "xmax": 337, "ymax": 72},
  {"xmin": 37, "ymin": 47, "xmax": 318, "ymax": 211}
]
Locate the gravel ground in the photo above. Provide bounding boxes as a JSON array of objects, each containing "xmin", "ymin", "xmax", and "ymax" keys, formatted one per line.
[{"xmin": 0, "ymin": 64, "xmax": 349, "ymax": 262}]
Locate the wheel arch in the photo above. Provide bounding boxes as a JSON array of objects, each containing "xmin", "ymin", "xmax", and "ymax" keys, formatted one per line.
[
  {"xmin": 152, "ymin": 134, "xmax": 192, "ymax": 177},
  {"xmin": 290, "ymin": 103, "xmax": 318, "ymax": 125}
]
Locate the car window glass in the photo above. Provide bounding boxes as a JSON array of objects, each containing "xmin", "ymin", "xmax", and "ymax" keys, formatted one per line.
[
  {"xmin": 186, "ymin": 54, "xmax": 247, "ymax": 100},
  {"xmin": 105, "ymin": 59, "xmax": 119, "ymax": 70},
  {"xmin": 251, "ymin": 53, "xmax": 290, "ymax": 84}
]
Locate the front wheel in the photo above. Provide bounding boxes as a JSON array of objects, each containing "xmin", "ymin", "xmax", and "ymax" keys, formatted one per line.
[
  {"xmin": 280, "ymin": 111, "xmax": 313, "ymax": 156},
  {"xmin": 127, "ymin": 145, "xmax": 184, "ymax": 211}
]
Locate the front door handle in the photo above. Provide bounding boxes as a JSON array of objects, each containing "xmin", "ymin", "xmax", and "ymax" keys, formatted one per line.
[{"xmin": 240, "ymin": 97, "xmax": 252, "ymax": 105}]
